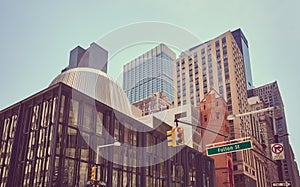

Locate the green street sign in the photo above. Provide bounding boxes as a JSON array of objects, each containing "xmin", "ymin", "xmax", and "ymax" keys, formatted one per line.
[{"xmin": 206, "ymin": 140, "xmax": 252, "ymax": 156}]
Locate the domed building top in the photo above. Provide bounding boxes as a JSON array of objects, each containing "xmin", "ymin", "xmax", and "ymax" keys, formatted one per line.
[{"xmin": 50, "ymin": 67, "xmax": 133, "ymax": 116}]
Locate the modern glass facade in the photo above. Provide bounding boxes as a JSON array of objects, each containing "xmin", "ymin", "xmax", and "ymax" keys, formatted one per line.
[
  {"xmin": 123, "ymin": 44, "xmax": 176, "ymax": 103},
  {"xmin": 232, "ymin": 29, "xmax": 253, "ymax": 90},
  {"xmin": 0, "ymin": 83, "xmax": 215, "ymax": 187}
]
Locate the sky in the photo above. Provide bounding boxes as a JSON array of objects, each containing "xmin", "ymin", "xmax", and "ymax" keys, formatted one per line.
[{"xmin": 1, "ymin": 0, "xmax": 300, "ymax": 170}]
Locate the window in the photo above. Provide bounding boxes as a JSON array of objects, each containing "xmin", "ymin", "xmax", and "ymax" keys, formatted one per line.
[
  {"xmin": 223, "ymin": 48, "xmax": 227, "ymax": 55},
  {"xmin": 96, "ymin": 112, "xmax": 103, "ymax": 135},
  {"xmin": 208, "ymin": 54, "xmax": 212, "ymax": 62},
  {"xmin": 181, "ymin": 59, "xmax": 185, "ymax": 64},
  {"xmin": 245, "ymin": 166, "xmax": 249, "ymax": 172},
  {"xmin": 232, "ymin": 152, "xmax": 237, "ymax": 161},
  {"xmin": 216, "ymin": 51, "xmax": 220, "ymax": 58},
  {"xmin": 69, "ymin": 99, "xmax": 79, "ymax": 126},
  {"xmin": 222, "ymin": 36, "xmax": 226, "ymax": 44},
  {"xmin": 194, "ymin": 62, "xmax": 198, "ymax": 69},
  {"xmin": 204, "ymin": 115, "xmax": 208, "ymax": 122}
]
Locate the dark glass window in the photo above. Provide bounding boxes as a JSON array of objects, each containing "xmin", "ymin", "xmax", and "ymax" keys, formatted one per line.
[{"xmin": 215, "ymin": 40, "xmax": 220, "ymax": 47}]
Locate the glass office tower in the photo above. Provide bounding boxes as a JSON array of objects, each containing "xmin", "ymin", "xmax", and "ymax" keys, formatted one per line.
[{"xmin": 123, "ymin": 44, "xmax": 176, "ymax": 103}]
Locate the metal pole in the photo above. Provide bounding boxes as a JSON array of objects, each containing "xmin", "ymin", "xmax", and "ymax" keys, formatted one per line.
[
  {"xmin": 273, "ymin": 108, "xmax": 284, "ymax": 181},
  {"xmin": 175, "ymin": 119, "xmax": 228, "ymax": 138},
  {"xmin": 236, "ymin": 106, "xmax": 275, "ymax": 118},
  {"xmin": 96, "ymin": 142, "xmax": 121, "ymax": 164}
]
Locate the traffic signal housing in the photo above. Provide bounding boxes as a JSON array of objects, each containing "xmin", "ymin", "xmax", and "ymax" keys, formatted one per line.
[
  {"xmin": 90, "ymin": 166, "xmax": 96, "ymax": 181},
  {"xmin": 167, "ymin": 128, "xmax": 176, "ymax": 147},
  {"xmin": 167, "ymin": 127, "xmax": 184, "ymax": 146},
  {"xmin": 175, "ymin": 127, "xmax": 184, "ymax": 145}
]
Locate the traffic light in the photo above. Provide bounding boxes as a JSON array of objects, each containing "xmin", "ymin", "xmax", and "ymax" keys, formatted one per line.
[
  {"xmin": 90, "ymin": 166, "xmax": 96, "ymax": 181},
  {"xmin": 175, "ymin": 127, "xmax": 184, "ymax": 145},
  {"xmin": 167, "ymin": 128, "xmax": 176, "ymax": 147}
]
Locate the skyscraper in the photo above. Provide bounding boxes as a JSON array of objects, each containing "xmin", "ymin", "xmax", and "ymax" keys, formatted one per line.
[
  {"xmin": 123, "ymin": 44, "xmax": 176, "ymax": 103},
  {"xmin": 174, "ymin": 30, "xmax": 257, "ymax": 186},
  {"xmin": 232, "ymin": 29, "xmax": 253, "ymax": 90}
]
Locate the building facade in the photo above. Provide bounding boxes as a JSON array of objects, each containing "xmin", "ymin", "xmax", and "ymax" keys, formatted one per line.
[
  {"xmin": 200, "ymin": 89, "xmax": 233, "ymax": 187},
  {"xmin": 289, "ymin": 146, "xmax": 300, "ymax": 186},
  {"xmin": 249, "ymin": 96, "xmax": 279, "ymax": 186},
  {"xmin": 138, "ymin": 103, "xmax": 202, "ymax": 151},
  {"xmin": 248, "ymin": 81, "xmax": 299, "ymax": 185},
  {"xmin": 174, "ymin": 30, "xmax": 257, "ymax": 186},
  {"xmin": 0, "ymin": 83, "xmax": 216, "ymax": 187},
  {"xmin": 231, "ymin": 29, "xmax": 253, "ymax": 90},
  {"xmin": 247, "ymin": 96, "xmax": 280, "ymax": 187},
  {"xmin": 132, "ymin": 92, "xmax": 171, "ymax": 116},
  {"xmin": 62, "ymin": 42, "xmax": 108, "ymax": 73},
  {"xmin": 123, "ymin": 44, "xmax": 176, "ymax": 104},
  {"xmin": 0, "ymin": 43, "xmax": 217, "ymax": 187}
]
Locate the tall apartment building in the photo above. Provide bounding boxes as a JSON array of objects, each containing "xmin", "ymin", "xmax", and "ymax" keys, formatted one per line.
[
  {"xmin": 123, "ymin": 44, "xmax": 176, "ymax": 104},
  {"xmin": 248, "ymin": 81, "xmax": 299, "ymax": 186},
  {"xmin": 174, "ymin": 30, "xmax": 259, "ymax": 186}
]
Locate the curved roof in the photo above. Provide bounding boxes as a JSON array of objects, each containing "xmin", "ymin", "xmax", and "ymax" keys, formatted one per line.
[{"xmin": 50, "ymin": 67, "xmax": 132, "ymax": 116}]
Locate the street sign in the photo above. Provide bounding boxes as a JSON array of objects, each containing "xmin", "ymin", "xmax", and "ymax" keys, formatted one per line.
[
  {"xmin": 206, "ymin": 140, "xmax": 252, "ymax": 156},
  {"xmin": 271, "ymin": 143, "xmax": 285, "ymax": 160},
  {"xmin": 272, "ymin": 181, "xmax": 291, "ymax": 187}
]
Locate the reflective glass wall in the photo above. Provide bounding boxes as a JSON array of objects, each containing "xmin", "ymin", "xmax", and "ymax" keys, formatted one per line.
[{"xmin": 0, "ymin": 83, "xmax": 215, "ymax": 187}]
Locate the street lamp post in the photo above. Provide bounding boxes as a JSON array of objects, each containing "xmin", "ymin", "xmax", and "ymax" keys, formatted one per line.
[
  {"xmin": 96, "ymin": 141, "xmax": 121, "ymax": 164},
  {"xmin": 88, "ymin": 141, "xmax": 121, "ymax": 186},
  {"xmin": 226, "ymin": 106, "xmax": 275, "ymax": 120},
  {"xmin": 227, "ymin": 106, "xmax": 284, "ymax": 181}
]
